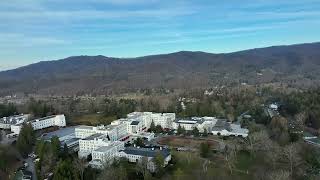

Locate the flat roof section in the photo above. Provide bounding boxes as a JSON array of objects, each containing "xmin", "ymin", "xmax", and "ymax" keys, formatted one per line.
[
  {"xmin": 41, "ymin": 126, "xmax": 76, "ymax": 141},
  {"xmin": 123, "ymin": 147, "xmax": 170, "ymax": 158}
]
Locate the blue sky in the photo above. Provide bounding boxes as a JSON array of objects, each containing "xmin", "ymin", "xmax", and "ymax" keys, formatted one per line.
[{"xmin": 0, "ymin": 0, "xmax": 320, "ymax": 70}]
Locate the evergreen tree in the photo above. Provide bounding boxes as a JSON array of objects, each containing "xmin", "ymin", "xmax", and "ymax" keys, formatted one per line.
[
  {"xmin": 53, "ymin": 160, "xmax": 75, "ymax": 180},
  {"xmin": 203, "ymin": 128, "xmax": 208, "ymax": 137},
  {"xmin": 154, "ymin": 152, "xmax": 165, "ymax": 175},
  {"xmin": 17, "ymin": 123, "xmax": 35, "ymax": 157},
  {"xmin": 155, "ymin": 125, "xmax": 163, "ymax": 133},
  {"xmin": 51, "ymin": 136, "xmax": 61, "ymax": 158},
  {"xmin": 200, "ymin": 142, "xmax": 211, "ymax": 158},
  {"xmin": 150, "ymin": 120, "xmax": 156, "ymax": 132},
  {"xmin": 177, "ymin": 124, "xmax": 183, "ymax": 135},
  {"xmin": 192, "ymin": 127, "xmax": 199, "ymax": 137},
  {"xmin": 181, "ymin": 126, "xmax": 186, "ymax": 135}
]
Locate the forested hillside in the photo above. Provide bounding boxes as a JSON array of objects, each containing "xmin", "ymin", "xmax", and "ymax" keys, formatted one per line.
[{"xmin": 1, "ymin": 42, "xmax": 320, "ymax": 95}]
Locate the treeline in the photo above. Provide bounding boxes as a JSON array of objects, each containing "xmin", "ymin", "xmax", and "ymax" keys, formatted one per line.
[
  {"xmin": 102, "ymin": 98, "xmax": 163, "ymax": 118},
  {"xmin": 0, "ymin": 103, "xmax": 17, "ymax": 117},
  {"xmin": 168, "ymin": 88, "xmax": 264, "ymax": 121},
  {"xmin": 103, "ymin": 99, "xmax": 137, "ymax": 118},
  {"xmin": 276, "ymin": 89, "xmax": 320, "ymax": 130},
  {"xmin": 27, "ymin": 98, "xmax": 57, "ymax": 118}
]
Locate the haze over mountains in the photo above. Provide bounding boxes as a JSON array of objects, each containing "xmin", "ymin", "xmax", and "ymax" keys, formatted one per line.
[{"xmin": 1, "ymin": 42, "xmax": 320, "ymax": 95}]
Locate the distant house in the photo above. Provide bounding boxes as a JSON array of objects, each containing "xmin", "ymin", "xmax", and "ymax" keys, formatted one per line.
[
  {"xmin": 269, "ymin": 103, "xmax": 279, "ymax": 111},
  {"xmin": 211, "ymin": 119, "xmax": 249, "ymax": 137},
  {"xmin": 303, "ymin": 132, "xmax": 320, "ymax": 147}
]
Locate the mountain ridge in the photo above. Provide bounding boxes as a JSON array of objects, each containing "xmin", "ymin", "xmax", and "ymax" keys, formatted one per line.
[{"xmin": 1, "ymin": 42, "xmax": 320, "ymax": 95}]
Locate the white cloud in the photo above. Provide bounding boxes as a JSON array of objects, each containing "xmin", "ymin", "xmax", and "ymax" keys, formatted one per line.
[{"xmin": 0, "ymin": 33, "xmax": 68, "ymax": 48}]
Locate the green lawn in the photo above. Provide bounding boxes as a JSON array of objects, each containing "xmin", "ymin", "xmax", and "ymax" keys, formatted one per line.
[{"xmin": 235, "ymin": 150, "xmax": 253, "ymax": 171}]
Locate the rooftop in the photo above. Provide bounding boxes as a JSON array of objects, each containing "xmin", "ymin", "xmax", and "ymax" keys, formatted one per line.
[
  {"xmin": 41, "ymin": 126, "xmax": 76, "ymax": 141},
  {"xmin": 83, "ymin": 133, "xmax": 105, "ymax": 140},
  {"xmin": 94, "ymin": 142, "xmax": 123, "ymax": 152},
  {"xmin": 122, "ymin": 147, "xmax": 170, "ymax": 158},
  {"xmin": 62, "ymin": 137, "xmax": 80, "ymax": 146},
  {"xmin": 212, "ymin": 119, "xmax": 231, "ymax": 131},
  {"xmin": 130, "ymin": 121, "xmax": 140, "ymax": 125},
  {"xmin": 76, "ymin": 125, "xmax": 94, "ymax": 130},
  {"xmin": 175, "ymin": 117, "xmax": 205, "ymax": 125},
  {"xmin": 29, "ymin": 114, "xmax": 64, "ymax": 123},
  {"xmin": 0, "ymin": 114, "xmax": 29, "ymax": 125}
]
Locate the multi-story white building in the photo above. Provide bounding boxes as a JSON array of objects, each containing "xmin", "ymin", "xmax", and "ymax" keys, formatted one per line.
[
  {"xmin": 89, "ymin": 141, "xmax": 125, "ymax": 168},
  {"xmin": 150, "ymin": 113, "xmax": 176, "ymax": 129},
  {"xmin": 75, "ymin": 123, "xmax": 128, "ymax": 141},
  {"xmin": 117, "ymin": 147, "xmax": 171, "ymax": 172},
  {"xmin": 0, "ymin": 114, "xmax": 30, "ymax": 130},
  {"xmin": 127, "ymin": 112, "xmax": 176, "ymax": 130},
  {"xmin": 7, "ymin": 114, "xmax": 66, "ymax": 135},
  {"xmin": 173, "ymin": 117, "xmax": 218, "ymax": 132},
  {"xmin": 30, "ymin": 114, "xmax": 66, "ymax": 130},
  {"xmin": 78, "ymin": 133, "xmax": 112, "ymax": 158}
]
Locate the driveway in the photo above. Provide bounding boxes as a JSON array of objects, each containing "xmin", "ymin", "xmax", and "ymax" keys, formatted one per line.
[
  {"xmin": 0, "ymin": 130, "xmax": 17, "ymax": 145},
  {"xmin": 25, "ymin": 157, "xmax": 37, "ymax": 180}
]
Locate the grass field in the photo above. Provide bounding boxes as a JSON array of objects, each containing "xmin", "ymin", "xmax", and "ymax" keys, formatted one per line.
[
  {"xmin": 157, "ymin": 136, "xmax": 219, "ymax": 149},
  {"xmin": 69, "ymin": 114, "xmax": 117, "ymax": 126},
  {"xmin": 168, "ymin": 151, "xmax": 253, "ymax": 180}
]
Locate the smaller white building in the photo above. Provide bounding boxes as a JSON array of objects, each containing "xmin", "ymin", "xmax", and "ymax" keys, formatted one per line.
[
  {"xmin": 117, "ymin": 147, "xmax": 171, "ymax": 172},
  {"xmin": 269, "ymin": 103, "xmax": 279, "ymax": 111},
  {"xmin": 78, "ymin": 133, "xmax": 111, "ymax": 158},
  {"xmin": 30, "ymin": 115, "xmax": 66, "ymax": 130},
  {"xmin": 89, "ymin": 141, "xmax": 125, "ymax": 168},
  {"xmin": 173, "ymin": 117, "xmax": 218, "ymax": 133},
  {"xmin": 7, "ymin": 114, "xmax": 66, "ymax": 135},
  {"xmin": 75, "ymin": 123, "xmax": 128, "ymax": 141},
  {"xmin": 211, "ymin": 119, "xmax": 249, "ymax": 137},
  {"xmin": 0, "ymin": 114, "xmax": 30, "ymax": 130}
]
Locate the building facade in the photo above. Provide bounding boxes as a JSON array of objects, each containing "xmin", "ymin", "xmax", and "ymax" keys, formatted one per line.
[
  {"xmin": 89, "ymin": 141, "xmax": 125, "ymax": 168},
  {"xmin": 117, "ymin": 147, "xmax": 171, "ymax": 172}
]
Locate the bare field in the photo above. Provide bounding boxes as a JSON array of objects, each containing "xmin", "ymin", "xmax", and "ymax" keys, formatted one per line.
[{"xmin": 70, "ymin": 114, "xmax": 116, "ymax": 126}]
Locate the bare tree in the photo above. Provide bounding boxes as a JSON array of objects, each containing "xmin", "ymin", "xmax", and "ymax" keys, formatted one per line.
[
  {"xmin": 265, "ymin": 141, "xmax": 281, "ymax": 169},
  {"xmin": 267, "ymin": 170, "xmax": 290, "ymax": 180},
  {"xmin": 98, "ymin": 164, "xmax": 127, "ymax": 180},
  {"xmin": 246, "ymin": 130, "xmax": 271, "ymax": 156},
  {"xmin": 224, "ymin": 144, "xmax": 237, "ymax": 174},
  {"xmin": 74, "ymin": 158, "xmax": 87, "ymax": 180},
  {"xmin": 282, "ymin": 143, "xmax": 302, "ymax": 176},
  {"xmin": 136, "ymin": 157, "xmax": 151, "ymax": 180}
]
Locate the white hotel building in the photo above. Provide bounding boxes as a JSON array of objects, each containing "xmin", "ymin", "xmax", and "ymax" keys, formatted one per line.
[
  {"xmin": 4, "ymin": 114, "xmax": 66, "ymax": 135},
  {"xmin": 78, "ymin": 133, "xmax": 114, "ymax": 158},
  {"xmin": 173, "ymin": 117, "xmax": 218, "ymax": 132},
  {"xmin": 30, "ymin": 114, "xmax": 66, "ymax": 131},
  {"xmin": 75, "ymin": 112, "xmax": 248, "ymax": 170},
  {"xmin": 90, "ymin": 141, "xmax": 125, "ymax": 168},
  {"xmin": 75, "ymin": 112, "xmax": 175, "ymax": 167}
]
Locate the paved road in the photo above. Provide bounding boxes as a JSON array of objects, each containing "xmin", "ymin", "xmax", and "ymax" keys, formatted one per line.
[
  {"xmin": 0, "ymin": 130, "xmax": 17, "ymax": 145},
  {"xmin": 25, "ymin": 157, "xmax": 37, "ymax": 180}
]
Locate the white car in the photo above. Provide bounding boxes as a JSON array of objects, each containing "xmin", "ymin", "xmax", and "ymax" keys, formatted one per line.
[{"xmin": 33, "ymin": 158, "xmax": 40, "ymax": 163}]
